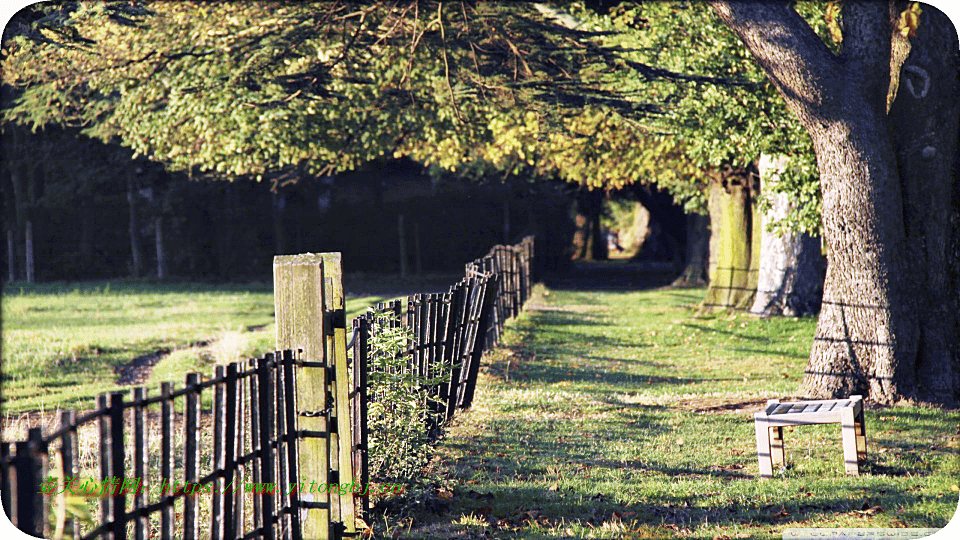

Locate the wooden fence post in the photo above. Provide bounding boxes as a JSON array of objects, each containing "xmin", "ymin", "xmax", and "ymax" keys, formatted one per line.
[
  {"xmin": 274, "ymin": 252, "xmax": 356, "ymax": 539},
  {"xmin": 321, "ymin": 253, "xmax": 358, "ymax": 538},
  {"xmin": 274, "ymin": 254, "xmax": 330, "ymax": 540}
]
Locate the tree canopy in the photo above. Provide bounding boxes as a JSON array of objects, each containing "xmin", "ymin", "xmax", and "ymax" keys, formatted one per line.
[{"xmin": 3, "ymin": 1, "xmax": 827, "ymax": 229}]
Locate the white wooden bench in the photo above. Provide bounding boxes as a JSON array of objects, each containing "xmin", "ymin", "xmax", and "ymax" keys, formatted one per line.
[{"xmin": 753, "ymin": 395, "xmax": 866, "ymax": 478}]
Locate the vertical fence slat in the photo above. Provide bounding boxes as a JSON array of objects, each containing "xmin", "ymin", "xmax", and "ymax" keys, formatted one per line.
[
  {"xmin": 248, "ymin": 358, "xmax": 262, "ymax": 535},
  {"xmin": 133, "ymin": 388, "xmax": 149, "ymax": 540},
  {"xmin": 282, "ymin": 350, "xmax": 303, "ymax": 540},
  {"xmin": 353, "ymin": 316, "xmax": 370, "ymax": 522},
  {"xmin": 160, "ymin": 382, "xmax": 173, "ymax": 540},
  {"xmin": 109, "ymin": 392, "xmax": 127, "ymax": 540},
  {"xmin": 225, "ymin": 362, "xmax": 240, "ymax": 540},
  {"xmin": 59, "ymin": 411, "xmax": 78, "ymax": 539},
  {"xmin": 183, "ymin": 373, "xmax": 200, "ymax": 540},
  {"xmin": 274, "ymin": 351, "xmax": 291, "ymax": 540},
  {"xmin": 0, "ymin": 442, "xmax": 10, "ymax": 523},
  {"xmin": 98, "ymin": 394, "xmax": 112, "ymax": 539},
  {"xmin": 15, "ymin": 428, "xmax": 44, "ymax": 538},
  {"xmin": 257, "ymin": 355, "xmax": 277, "ymax": 540},
  {"xmin": 235, "ymin": 365, "xmax": 246, "ymax": 538},
  {"xmin": 212, "ymin": 365, "xmax": 226, "ymax": 540}
]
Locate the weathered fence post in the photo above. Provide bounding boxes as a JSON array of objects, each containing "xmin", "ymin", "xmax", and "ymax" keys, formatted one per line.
[
  {"xmin": 274, "ymin": 254, "xmax": 330, "ymax": 540},
  {"xmin": 274, "ymin": 252, "xmax": 356, "ymax": 539},
  {"xmin": 322, "ymin": 253, "xmax": 358, "ymax": 538}
]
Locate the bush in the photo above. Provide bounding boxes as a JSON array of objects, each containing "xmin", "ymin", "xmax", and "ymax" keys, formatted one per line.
[{"xmin": 365, "ymin": 308, "xmax": 447, "ymax": 484}]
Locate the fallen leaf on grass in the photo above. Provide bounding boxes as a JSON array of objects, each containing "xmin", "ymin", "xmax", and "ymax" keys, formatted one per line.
[
  {"xmin": 853, "ymin": 504, "xmax": 883, "ymax": 516},
  {"xmin": 547, "ymin": 482, "xmax": 560, "ymax": 491}
]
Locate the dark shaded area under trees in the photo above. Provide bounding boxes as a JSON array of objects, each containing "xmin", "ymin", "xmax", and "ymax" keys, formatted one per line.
[{"xmin": 1, "ymin": 126, "xmax": 574, "ymax": 282}]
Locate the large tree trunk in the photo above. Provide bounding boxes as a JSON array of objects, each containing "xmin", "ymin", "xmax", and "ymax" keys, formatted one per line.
[
  {"xmin": 571, "ymin": 189, "xmax": 606, "ymax": 261},
  {"xmin": 672, "ymin": 213, "xmax": 709, "ymax": 287},
  {"xmin": 701, "ymin": 169, "xmax": 760, "ymax": 311},
  {"xmin": 887, "ymin": 7, "xmax": 959, "ymax": 403},
  {"xmin": 711, "ymin": 2, "xmax": 959, "ymax": 404},
  {"xmin": 751, "ymin": 154, "xmax": 825, "ymax": 317}
]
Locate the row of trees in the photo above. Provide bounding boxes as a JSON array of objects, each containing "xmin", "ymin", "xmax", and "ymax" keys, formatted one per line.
[
  {"xmin": 1, "ymin": 124, "xmax": 575, "ymax": 280},
  {"xmin": 2, "ymin": 1, "xmax": 956, "ymax": 404}
]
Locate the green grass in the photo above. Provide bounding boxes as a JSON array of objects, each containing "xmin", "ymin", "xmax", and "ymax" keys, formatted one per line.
[
  {"xmin": 2, "ymin": 275, "xmax": 460, "ymax": 413},
  {"xmin": 4, "ymin": 275, "xmax": 958, "ymax": 538},
  {"xmin": 399, "ymin": 284, "xmax": 960, "ymax": 539}
]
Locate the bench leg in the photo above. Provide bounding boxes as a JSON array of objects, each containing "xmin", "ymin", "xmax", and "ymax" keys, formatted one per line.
[
  {"xmin": 755, "ymin": 418, "xmax": 774, "ymax": 478},
  {"xmin": 855, "ymin": 408, "xmax": 867, "ymax": 463},
  {"xmin": 841, "ymin": 408, "xmax": 861, "ymax": 475},
  {"xmin": 770, "ymin": 426, "xmax": 785, "ymax": 468}
]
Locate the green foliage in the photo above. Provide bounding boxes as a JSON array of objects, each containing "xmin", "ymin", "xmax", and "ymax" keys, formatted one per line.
[
  {"xmin": 365, "ymin": 307, "xmax": 447, "ymax": 483},
  {"xmin": 1, "ymin": 1, "xmax": 843, "ymax": 231}
]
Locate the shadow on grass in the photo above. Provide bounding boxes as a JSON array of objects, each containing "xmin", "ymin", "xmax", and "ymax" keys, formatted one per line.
[
  {"xmin": 407, "ymin": 482, "xmax": 949, "ymax": 534},
  {"xmin": 680, "ymin": 323, "xmax": 771, "ymax": 342},
  {"xmin": 732, "ymin": 346, "xmax": 808, "ymax": 359},
  {"xmin": 502, "ymin": 360, "xmax": 734, "ymax": 388},
  {"xmin": 525, "ymin": 312, "xmax": 611, "ymax": 328}
]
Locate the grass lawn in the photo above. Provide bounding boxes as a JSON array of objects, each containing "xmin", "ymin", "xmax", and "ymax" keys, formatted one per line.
[
  {"xmin": 1, "ymin": 274, "xmax": 461, "ymax": 414},
  {"xmin": 398, "ymin": 283, "xmax": 960, "ymax": 539},
  {"xmin": 3, "ymin": 274, "xmax": 958, "ymax": 539}
]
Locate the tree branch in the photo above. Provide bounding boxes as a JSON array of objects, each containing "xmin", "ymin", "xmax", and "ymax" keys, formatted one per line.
[{"xmin": 707, "ymin": 0, "xmax": 842, "ymax": 125}]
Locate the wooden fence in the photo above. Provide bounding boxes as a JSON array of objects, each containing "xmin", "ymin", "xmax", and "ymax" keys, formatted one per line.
[
  {"xmin": 2, "ymin": 235, "xmax": 535, "ymax": 540},
  {"xmin": 1, "ymin": 352, "xmax": 307, "ymax": 540}
]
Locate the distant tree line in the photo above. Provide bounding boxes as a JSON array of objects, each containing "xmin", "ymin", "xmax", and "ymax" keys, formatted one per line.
[{"xmin": 1, "ymin": 125, "xmax": 574, "ymax": 282}]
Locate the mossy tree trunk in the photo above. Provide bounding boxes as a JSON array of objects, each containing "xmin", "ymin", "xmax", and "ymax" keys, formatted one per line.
[{"xmin": 701, "ymin": 167, "xmax": 760, "ymax": 311}]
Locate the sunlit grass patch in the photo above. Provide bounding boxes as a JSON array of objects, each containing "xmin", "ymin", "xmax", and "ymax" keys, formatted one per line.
[{"xmin": 401, "ymin": 282, "xmax": 960, "ymax": 539}]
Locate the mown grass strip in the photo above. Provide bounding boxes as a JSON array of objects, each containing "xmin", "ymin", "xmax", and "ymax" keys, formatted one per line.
[{"xmin": 405, "ymin": 284, "xmax": 959, "ymax": 539}]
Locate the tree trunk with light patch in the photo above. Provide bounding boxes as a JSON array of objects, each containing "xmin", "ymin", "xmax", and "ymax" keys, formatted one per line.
[
  {"xmin": 701, "ymin": 169, "xmax": 760, "ymax": 311},
  {"xmin": 711, "ymin": 1, "xmax": 959, "ymax": 404},
  {"xmin": 751, "ymin": 154, "xmax": 825, "ymax": 317}
]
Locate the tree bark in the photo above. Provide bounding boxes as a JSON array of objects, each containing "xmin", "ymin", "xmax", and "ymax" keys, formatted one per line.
[
  {"xmin": 701, "ymin": 169, "xmax": 760, "ymax": 311},
  {"xmin": 710, "ymin": 1, "xmax": 959, "ymax": 404},
  {"xmin": 25, "ymin": 220, "xmax": 34, "ymax": 283},
  {"xmin": 751, "ymin": 154, "xmax": 825, "ymax": 317},
  {"xmin": 127, "ymin": 169, "xmax": 142, "ymax": 278},
  {"xmin": 6, "ymin": 228, "xmax": 15, "ymax": 283},
  {"xmin": 672, "ymin": 213, "xmax": 709, "ymax": 287},
  {"xmin": 887, "ymin": 5, "xmax": 960, "ymax": 403},
  {"xmin": 155, "ymin": 216, "xmax": 166, "ymax": 280},
  {"xmin": 572, "ymin": 189, "xmax": 606, "ymax": 261}
]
